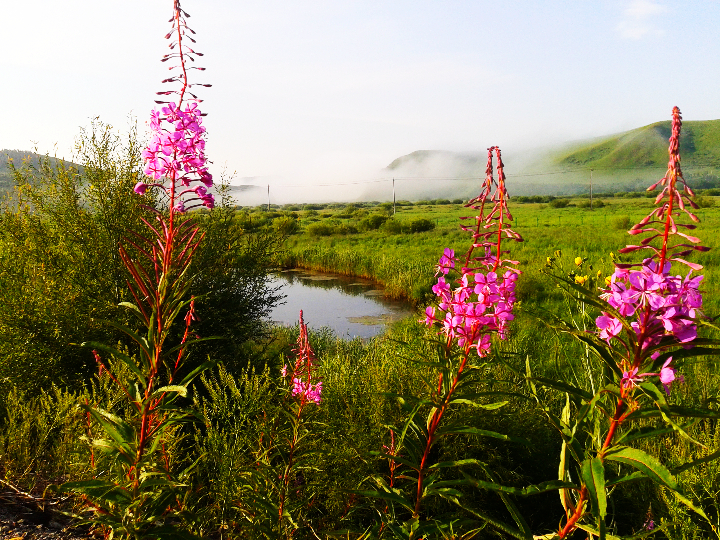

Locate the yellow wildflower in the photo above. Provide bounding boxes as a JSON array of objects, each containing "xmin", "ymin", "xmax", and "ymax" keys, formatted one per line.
[
  {"xmin": 574, "ymin": 257, "xmax": 583, "ymax": 266},
  {"xmin": 575, "ymin": 275, "xmax": 588, "ymax": 285}
]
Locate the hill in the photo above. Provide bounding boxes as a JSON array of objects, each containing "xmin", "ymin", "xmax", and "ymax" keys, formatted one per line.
[
  {"xmin": 557, "ymin": 119, "xmax": 720, "ymax": 170},
  {"xmin": 0, "ymin": 150, "xmax": 80, "ymax": 192},
  {"xmin": 373, "ymin": 119, "xmax": 720, "ymax": 200}
]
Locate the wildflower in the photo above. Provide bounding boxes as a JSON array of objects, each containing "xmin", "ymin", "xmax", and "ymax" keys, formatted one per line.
[
  {"xmin": 596, "ymin": 313, "xmax": 622, "ymax": 342},
  {"xmin": 659, "ymin": 358, "xmax": 684, "ymax": 395},
  {"xmin": 574, "ymin": 275, "xmax": 588, "ymax": 286},
  {"xmin": 287, "ymin": 311, "xmax": 322, "ymax": 405},
  {"xmin": 425, "ymin": 147, "xmax": 521, "ymax": 357},
  {"xmin": 134, "ymin": 181, "xmax": 148, "ymax": 195},
  {"xmin": 574, "ymin": 257, "xmax": 583, "ymax": 266},
  {"xmin": 621, "ymin": 367, "xmax": 647, "ymax": 390}
]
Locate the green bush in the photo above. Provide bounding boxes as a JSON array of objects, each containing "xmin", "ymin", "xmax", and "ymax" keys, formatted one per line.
[
  {"xmin": 273, "ymin": 215, "xmax": 299, "ymax": 235},
  {"xmin": 612, "ymin": 215, "xmax": 632, "ymax": 230},
  {"xmin": 358, "ymin": 214, "xmax": 388, "ymax": 231},
  {"xmin": 548, "ymin": 198, "xmax": 570, "ymax": 208},
  {"xmin": 695, "ymin": 195, "xmax": 715, "ymax": 208},
  {"xmin": 0, "ymin": 121, "xmax": 280, "ymax": 390},
  {"xmin": 409, "ymin": 217, "xmax": 436, "ymax": 233},
  {"xmin": 381, "ymin": 218, "xmax": 404, "ymax": 234},
  {"xmin": 307, "ymin": 222, "xmax": 334, "ymax": 236}
]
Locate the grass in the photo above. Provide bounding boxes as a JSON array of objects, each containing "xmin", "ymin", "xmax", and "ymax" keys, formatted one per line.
[{"xmin": 2, "ymin": 194, "xmax": 720, "ymax": 538}]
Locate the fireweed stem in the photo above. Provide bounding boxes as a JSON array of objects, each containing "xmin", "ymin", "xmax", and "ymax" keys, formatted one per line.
[{"xmin": 414, "ymin": 354, "xmax": 469, "ymax": 518}]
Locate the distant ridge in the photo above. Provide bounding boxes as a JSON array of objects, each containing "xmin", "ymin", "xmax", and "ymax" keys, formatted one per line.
[
  {"xmin": 373, "ymin": 119, "xmax": 720, "ymax": 199},
  {"xmin": 0, "ymin": 150, "xmax": 80, "ymax": 191},
  {"xmin": 556, "ymin": 119, "xmax": 720, "ymax": 170},
  {"xmin": 386, "ymin": 150, "xmax": 484, "ymax": 173}
]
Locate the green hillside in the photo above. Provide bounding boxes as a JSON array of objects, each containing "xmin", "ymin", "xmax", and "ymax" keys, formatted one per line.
[
  {"xmin": 557, "ymin": 119, "xmax": 720, "ymax": 170},
  {"xmin": 0, "ymin": 150, "xmax": 79, "ymax": 192}
]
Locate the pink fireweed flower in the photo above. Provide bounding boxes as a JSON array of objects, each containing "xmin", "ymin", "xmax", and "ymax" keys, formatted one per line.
[
  {"xmin": 423, "ymin": 146, "xmax": 521, "ymax": 358},
  {"xmin": 286, "ymin": 311, "xmax": 322, "ymax": 405},
  {"xmin": 135, "ymin": 10, "xmax": 213, "ymax": 214},
  {"xmin": 659, "ymin": 358, "xmax": 684, "ymax": 395},
  {"xmin": 435, "ymin": 248, "xmax": 455, "ymax": 275},
  {"xmin": 621, "ymin": 367, "xmax": 648, "ymax": 390},
  {"xmin": 597, "ymin": 258, "xmax": 702, "ymax": 348},
  {"xmin": 596, "ymin": 313, "xmax": 623, "ymax": 343}
]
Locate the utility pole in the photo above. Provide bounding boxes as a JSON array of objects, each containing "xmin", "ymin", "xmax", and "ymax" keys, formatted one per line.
[
  {"xmin": 392, "ymin": 178, "xmax": 396, "ymax": 215},
  {"xmin": 590, "ymin": 169, "xmax": 594, "ymax": 211},
  {"xmin": 267, "ymin": 184, "xmax": 270, "ymax": 211}
]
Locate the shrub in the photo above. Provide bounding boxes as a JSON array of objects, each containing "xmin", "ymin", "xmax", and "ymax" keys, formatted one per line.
[
  {"xmin": 307, "ymin": 222, "xmax": 334, "ymax": 236},
  {"xmin": 358, "ymin": 214, "xmax": 388, "ymax": 231},
  {"xmin": 612, "ymin": 214, "xmax": 631, "ymax": 230},
  {"xmin": 409, "ymin": 217, "xmax": 436, "ymax": 233},
  {"xmin": 548, "ymin": 198, "xmax": 569, "ymax": 208},
  {"xmin": 273, "ymin": 216, "xmax": 299, "ymax": 235},
  {"xmin": 695, "ymin": 195, "xmax": 715, "ymax": 208},
  {"xmin": 381, "ymin": 218, "xmax": 404, "ymax": 234}
]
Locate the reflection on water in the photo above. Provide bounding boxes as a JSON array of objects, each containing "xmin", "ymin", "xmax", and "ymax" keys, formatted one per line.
[{"xmin": 269, "ymin": 269, "xmax": 414, "ymax": 339}]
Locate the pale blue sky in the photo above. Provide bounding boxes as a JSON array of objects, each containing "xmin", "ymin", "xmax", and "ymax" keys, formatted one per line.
[{"xmin": 2, "ymin": 0, "xmax": 719, "ymax": 194}]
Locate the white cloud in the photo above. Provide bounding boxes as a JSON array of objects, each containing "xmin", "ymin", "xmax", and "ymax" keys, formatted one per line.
[{"xmin": 616, "ymin": 0, "xmax": 668, "ymax": 39}]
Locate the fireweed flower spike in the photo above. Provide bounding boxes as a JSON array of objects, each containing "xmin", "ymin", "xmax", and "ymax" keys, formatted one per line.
[
  {"xmin": 407, "ymin": 146, "xmax": 522, "ymax": 522},
  {"xmin": 425, "ymin": 146, "xmax": 522, "ymax": 356},
  {"xmin": 136, "ymin": 0, "xmax": 213, "ymax": 213},
  {"xmin": 555, "ymin": 108, "xmax": 709, "ymax": 539},
  {"xmin": 595, "ymin": 108, "xmax": 706, "ymax": 395},
  {"xmin": 60, "ymin": 2, "xmax": 218, "ymax": 537},
  {"xmin": 277, "ymin": 311, "xmax": 322, "ymax": 525}
]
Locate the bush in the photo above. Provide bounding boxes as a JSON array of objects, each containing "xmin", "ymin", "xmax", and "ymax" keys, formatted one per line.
[
  {"xmin": 381, "ymin": 218, "xmax": 404, "ymax": 234},
  {"xmin": 409, "ymin": 218, "xmax": 436, "ymax": 233},
  {"xmin": 612, "ymin": 215, "xmax": 632, "ymax": 230},
  {"xmin": 307, "ymin": 222, "xmax": 334, "ymax": 236},
  {"xmin": 0, "ymin": 121, "xmax": 281, "ymax": 390},
  {"xmin": 577, "ymin": 199, "xmax": 605, "ymax": 209},
  {"xmin": 358, "ymin": 214, "xmax": 388, "ymax": 231},
  {"xmin": 548, "ymin": 198, "xmax": 569, "ymax": 208},
  {"xmin": 695, "ymin": 195, "xmax": 715, "ymax": 208},
  {"xmin": 273, "ymin": 216, "xmax": 299, "ymax": 235}
]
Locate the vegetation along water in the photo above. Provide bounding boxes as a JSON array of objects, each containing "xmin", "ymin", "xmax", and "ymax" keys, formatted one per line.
[{"xmin": 1, "ymin": 1, "xmax": 720, "ymax": 539}]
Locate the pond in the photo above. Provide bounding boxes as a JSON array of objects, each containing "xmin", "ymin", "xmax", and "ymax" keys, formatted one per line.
[{"xmin": 269, "ymin": 269, "xmax": 415, "ymax": 339}]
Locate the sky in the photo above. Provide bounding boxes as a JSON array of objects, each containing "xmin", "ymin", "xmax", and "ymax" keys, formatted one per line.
[{"xmin": 3, "ymin": 0, "xmax": 720, "ymax": 202}]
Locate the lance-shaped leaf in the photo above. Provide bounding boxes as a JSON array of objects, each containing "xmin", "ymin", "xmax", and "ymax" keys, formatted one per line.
[
  {"xmin": 60, "ymin": 479, "xmax": 132, "ymax": 505},
  {"xmin": 436, "ymin": 425, "xmax": 530, "ymax": 446},
  {"xmin": 604, "ymin": 447, "xmax": 677, "ymax": 490},
  {"xmin": 581, "ymin": 457, "xmax": 607, "ymax": 518}
]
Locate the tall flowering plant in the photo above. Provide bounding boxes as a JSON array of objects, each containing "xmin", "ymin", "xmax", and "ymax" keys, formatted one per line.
[
  {"xmin": 59, "ymin": 2, "xmax": 215, "ymax": 538},
  {"xmin": 237, "ymin": 312, "xmax": 323, "ymax": 539},
  {"xmin": 360, "ymin": 147, "xmax": 531, "ymax": 538},
  {"xmin": 533, "ymin": 108, "xmax": 720, "ymax": 538}
]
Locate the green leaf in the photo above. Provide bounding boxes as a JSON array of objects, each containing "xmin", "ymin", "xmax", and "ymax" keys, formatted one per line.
[
  {"xmin": 604, "ymin": 447, "xmax": 677, "ymax": 490},
  {"xmin": 437, "ymin": 426, "xmax": 530, "ymax": 446},
  {"xmin": 153, "ymin": 385, "xmax": 188, "ymax": 398},
  {"xmin": 457, "ymin": 475, "xmax": 576, "ymax": 497},
  {"xmin": 351, "ymin": 489, "xmax": 414, "ymax": 512},
  {"xmin": 80, "ymin": 341, "xmax": 145, "ymax": 383},
  {"xmin": 179, "ymin": 358, "xmax": 217, "ymax": 387},
  {"xmin": 530, "ymin": 377, "xmax": 592, "ymax": 401},
  {"xmin": 428, "ymin": 458, "xmax": 487, "ymax": 470},
  {"xmin": 449, "ymin": 398, "xmax": 509, "ymax": 410},
  {"xmin": 672, "ymin": 446, "xmax": 720, "ymax": 475},
  {"xmin": 60, "ymin": 480, "xmax": 131, "ymax": 505},
  {"xmin": 581, "ymin": 457, "xmax": 607, "ymax": 518}
]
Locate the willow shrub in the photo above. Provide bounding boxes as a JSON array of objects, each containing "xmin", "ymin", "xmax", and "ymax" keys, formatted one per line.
[{"xmin": 0, "ymin": 124, "xmax": 281, "ymax": 394}]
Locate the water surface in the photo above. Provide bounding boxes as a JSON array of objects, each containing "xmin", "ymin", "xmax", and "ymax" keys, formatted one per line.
[{"xmin": 269, "ymin": 269, "xmax": 413, "ymax": 339}]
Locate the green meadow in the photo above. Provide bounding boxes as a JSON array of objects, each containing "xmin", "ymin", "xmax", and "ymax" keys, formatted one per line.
[{"xmin": 2, "ymin": 146, "xmax": 720, "ymax": 539}]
